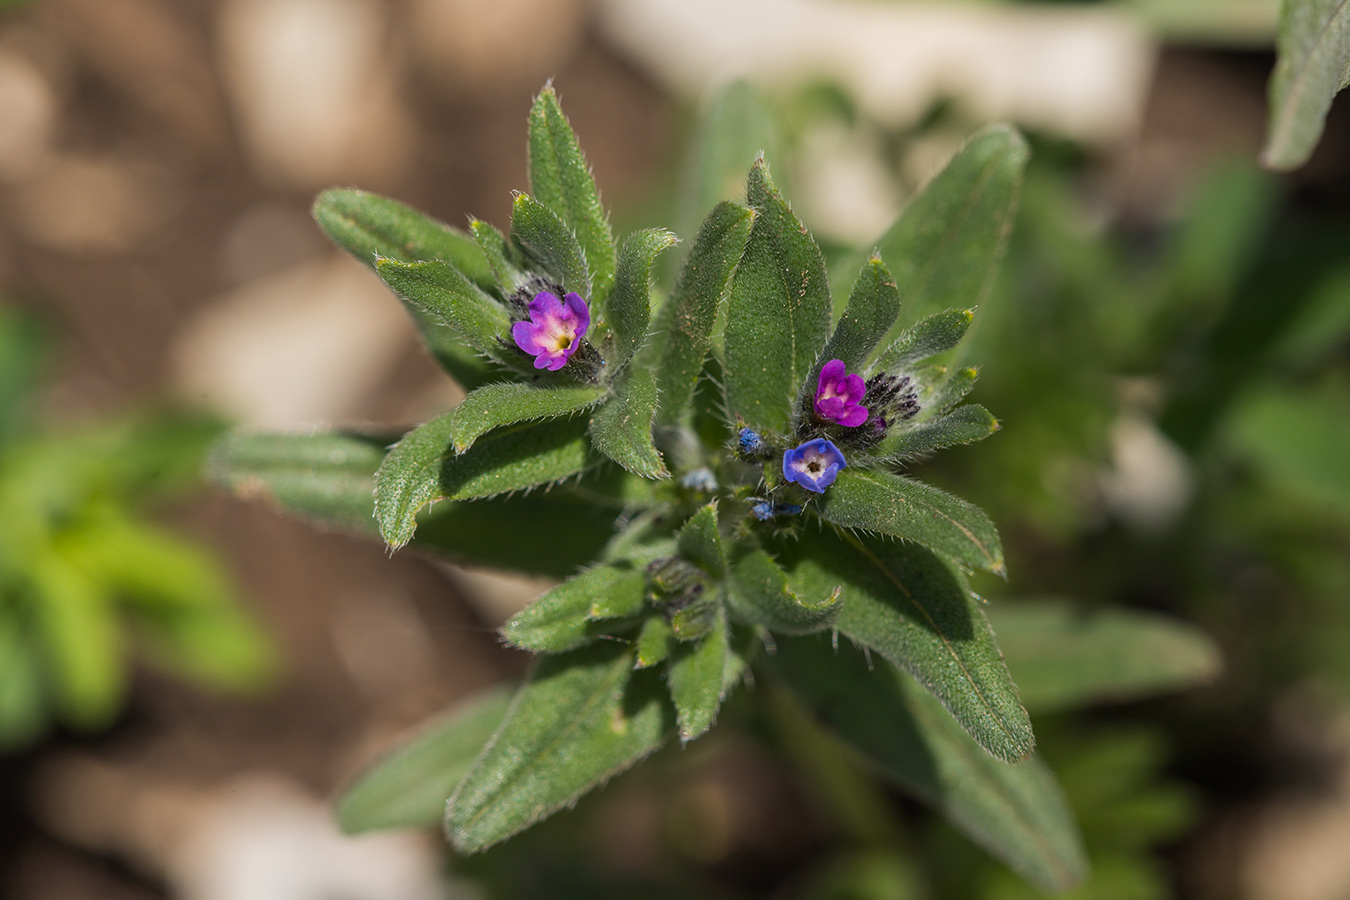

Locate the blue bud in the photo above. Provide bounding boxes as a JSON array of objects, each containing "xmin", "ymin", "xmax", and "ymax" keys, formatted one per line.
[{"xmin": 738, "ymin": 427, "xmax": 767, "ymax": 457}]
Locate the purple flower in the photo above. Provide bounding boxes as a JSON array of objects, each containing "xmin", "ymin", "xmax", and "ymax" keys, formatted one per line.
[
  {"xmin": 782, "ymin": 438, "xmax": 847, "ymax": 493},
  {"xmin": 511, "ymin": 290, "xmax": 590, "ymax": 371},
  {"xmin": 814, "ymin": 359, "xmax": 869, "ymax": 427}
]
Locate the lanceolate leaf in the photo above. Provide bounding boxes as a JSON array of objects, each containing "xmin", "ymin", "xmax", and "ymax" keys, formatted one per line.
[
  {"xmin": 815, "ymin": 469, "xmax": 1004, "ymax": 575},
  {"xmin": 375, "ymin": 258, "xmax": 513, "ymax": 361},
  {"xmin": 439, "ymin": 416, "xmax": 598, "ymax": 502},
  {"xmin": 450, "ymin": 383, "xmax": 606, "ymax": 455},
  {"xmin": 337, "ymin": 686, "xmax": 513, "ymax": 833},
  {"xmin": 667, "ymin": 609, "xmax": 731, "ymax": 742},
  {"xmin": 608, "ymin": 229, "xmax": 678, "ymax": 368},
  {"xmin": 773, "ymin": 635, "xmax": 1086, "ymax": 893},
  {"xmin": 846, "ymin": 126, "xmax": 1027, "ymax": 352},
  {"xmin": 528, "ymin": 85, "xmax": 616, "ymax": 299},
  {"xmin": 445, "ymin": 642, "xmax": 674, "ymax": 853},
  {"xmin": 1262, "ymin": 0, "xmax": 1350, "ymax": 170},
  {"xmin": 510, "ymin": 193, "xmax": 590, "ymax": 298},
  {"xmin": 816, "ymin": 255, "xmax": 902, "ymax": 377},
  {"xmin": 724, "ymin": 159, "xmax": 832, "ymax": 435},
  {"xmin": 920, "ymin": 366, "xmax": 980, "ymax": 420},
  {"xmin": 986, "ymin": 600, "xmax": 1223, "ymax": 713},
  {"xmin": 375, "ymin": 412, "xmax": 456, "ymax": 549},
  {"xmin": 500, "ymin": 563, "xmax": 646, "ymax": 653},
  {"xmin": 871, "ymin": 308, "xmax": 975, "ymax": 374},
  {"xmin": 312, "ymin": 189, "xmax": 494, "ymax": 288},
  {"xmin": 727, "ymin": 547, "xmax": 842, "ymax": 635},
  {"xmin": 588, "ymin": 366, "xmax": 666, "ymax": 479},
  {"xmin": 773, "ymin": 526, "xmax": 1032, "ymax": 762},
  {"xmin": 636, "ymin": 616, "xmax": 675, "ymax": 668},
  {"xmin": 677, "ymin": 503, "xmax": 726, "ymax": 577},
  {"xmin": 881, "ymin": 405, "xmax": 1000, "ymax": 461},
  {"xmin": 655, "ymin": 201, "xmax": 755, "ymax": 427},
  {"xmin": 208, "ymin": 431, "xmax": 392, "ymax": 535},
  {"xmin": 470, "ymin": 218, "xmax": 526, "ymax": 291}
]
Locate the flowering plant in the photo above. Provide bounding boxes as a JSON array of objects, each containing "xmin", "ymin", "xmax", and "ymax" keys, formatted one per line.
[{"xmin": 209, "ymin": 85, "xmax": 1214, "ymax": 892}]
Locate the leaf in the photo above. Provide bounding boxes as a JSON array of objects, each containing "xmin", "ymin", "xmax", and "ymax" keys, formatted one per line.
[
  {"xmin": 654, "ymin": 201, "xmax": 756, "ymax": 427},
  {"xmin": 677, "ymin": 503, "xmax": 726, "ymax": 577},
  {"xmin": 375, "ymin": 412, "xmax": 456, "ymax": 549},
  {"xmin": 727, "ymin": 547, "xmax": 842, "ymax": 635},
  {"xmin": 337, "ymin": 686, "xmax": 513, "ymax": 833},
  {"xmin": 510, "ymin": 193, "xmax": 590, "ymax": 298},
  {"xmin": 636, "ymin": 616, "xmax": 675, "ymax": 668},
  {"xmin": 773, "ymin": 526, "xmax": 1032, "ymax": 762},
  {"xmin": 724, "ymin": 158, "xmax": 832, "ymax": 435},
  {"xmin": 1262, "ymin": 0, "xmax": 1350, "ymax": 170},
  {"xmin": 312, "ymin": 189, "xmax": 494, "ymax": 288},
  {"xmin": 30, "ymin": 553, "xmax": 123, "ymax": 729},
  {"xmin": 588, "ymin": 366, "xmax": 666, "ymax": 479},
  {"xmin": 870, "ymin": 309, "xmax": 975, "ymax": 374},
  {"xmin": 815, "ymin": 469, "xmax": 1004, "ymax": 575},
  {"xmin": 817, "ymin": 254, "xmax": 902, "ymax": 377},
  {"xmin": 450, "ymin": 383, "xmax": 606, "ymax": 455},
  {"xmin": 845, "ymin": 126, "xmax": 1027, "ymax": 354},
  {"xmin": 608, "ymin": 229, "xmax": 677, "ymax": 367},
  {"xmin": 0, "ymin": 613, "xmax": 45, "ymax": 748},
  {"xmin": 919, "ymin": 366, "xmax": 979, "ymax": 421},
  {"xmin": 208, "ymin": 431, "xmax": 391, "ymax": 535},
  {"xmin": 667, "ymin": 610, "xmax": 731, "ymax": 742},
  {"xmin": 881, "ymin": 405, "xmax": 1000, "ymax": 461},
  {"xmin": 375, "ymin": 258, "xmax": 513, "ymax": 361},
  {"xmin": 1227, "ymin": 381, "xmax": 1350, "ymax": 512},
  {"xmin": 528, "ymin": 84, "xmax": 616, "ymax": 299},
  {"xmin": 445, "ymin": 642, "xmax": 674, "ymax": 853},
  {"xmin": 773, "ymin": 635, "xmax": 1087, "ymax": 894},
  {"xmin": 470, "ymin": 218, "xmax": 526, "ymax": 291},
  {"xmin": 985, "ymin": 600, "xmax": 1222, "ymax": 713},
  {"xmin": 501, "ymin": 563, "xmax": 647, "ymax": 653}
]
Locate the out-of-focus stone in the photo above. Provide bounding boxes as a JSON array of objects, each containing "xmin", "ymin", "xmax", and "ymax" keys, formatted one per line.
[
  {"xmin": 0, "ymin": 51, "xmax": 56, "ymax": 181},
  {"xmin": 218, "ymin": 202, "xmax": 329, "ymax": 286},
  {"xmin": 8, "ymin": 153, "xmax": 182, "ymax": 255},
  {"xmin": 217, "ymin": 0, "xmax": 412, "ymax": 190},
  {"xmin": 790, "ymin": 124, "xmax": 901, "ymax": 245},
  {"xmin": 172, "ymin": 256, "xmax": 416, "ymax": 428},
  {"xmin": 598, "ymin": 0, "xmax": 1155, "ymax": 146},
  {"xmin": 405, "ymin": 0, "xmax": 588, "ymax": 96}
]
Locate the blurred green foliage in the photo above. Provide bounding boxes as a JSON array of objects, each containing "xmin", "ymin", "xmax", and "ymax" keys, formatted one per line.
[{"xmin": 0, "ymin": 306, "xmax": 274, "ymax": 750}]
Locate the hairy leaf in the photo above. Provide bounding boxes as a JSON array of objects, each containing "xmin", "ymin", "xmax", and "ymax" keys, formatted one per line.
[
  {"xmin": 724, "ymin": 159, "xmax": 832, "ymax": 434},
  {"xmin": 871, "ymin": 308, "xmax": 975, "ymax": 374},
  {"xmin": 667, "ymin": 610, "xmax": 730, "ymax": 742},
  {"xmin": 450, "ymin": 383, "xmax": 606, "ymax": 455},
  {"xmin": 337, "ymin": 686, "xmax": 512, "ymax": 833},
  {"xmin": 445, "ymin": 642, "xmax": 673, "ymax": 853},
  {"xmin": 817, "ymin": 254, "xmax": 902, "ymax": 377},
  {"xmin": 501, "ymin": 563, "xmax": 647, "ymax": 653},
  {"xmin": 677, "ymin": 503, "xmax": 725, "ymax": 577},
  {"xmin": 1262, "ymin": 0, "xmax": 1350, "ymax": 170},
  {"xmin": 774, "ymin": 527, "xmax": 1031, "ymax": 762},
  {"xmin": 727, "ymin": 547, "xmax": 842, "ymax": 635},
  {"xmin": 588, "ymin": 366, "xmax": 666, "ymax": 479},
  {"xmin": 608, "ymin": 229, "xmax": 677, "ymax": 367},
  {"xmin": 636, "ymin": 616, "xmax": 675, "ymax": 668},
  {"xmin": 375, "ymin": 412, "xmax": 456, "ymax": 549},
  {"xmin": 987, "ymin": 600, "xmax": 1222, "ymax": 712},
  {"xmin": 440, "ymin": 416, "xmax": 597, "ymax": 502},
  {"xmin": 815, "ymin": 469, "xmax": 1004, "ymax": 575},
  {"xmin": 881, "ymin": 405, "xmax": 1000, "ymax": 461},
  {"xmin": 470, "ymin": 218, "xmax": 526, "ymax": 292},
  {"xmin": 510, "ymin": 193, "xmax": 590, "ymax": 298},
  {"xmin": 375, "ymin": 258, "xmax": 513, "ymax": 360}
]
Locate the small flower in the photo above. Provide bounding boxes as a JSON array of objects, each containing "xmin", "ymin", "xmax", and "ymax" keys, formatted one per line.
[
  {"xmin": 782, "ymin": 438, "xmax": 847, "ymax": 493},
  {"xmin": 511, "ymin": 290, "xmax": 590, "ymax": 370},
  {"xmin": 681, "ymin": 468, "xmax": 718, "ymax": 492},
  {"xmin": 737, "ymin": 427, "xmax": 768, "ymax": 458},
  {"xmin": 750, "ymin": 499, "xmax": 804, "ymax": 521},
  {"xmin": 814, "ymin": 359, "xmax": 869, "ymax": 427}
]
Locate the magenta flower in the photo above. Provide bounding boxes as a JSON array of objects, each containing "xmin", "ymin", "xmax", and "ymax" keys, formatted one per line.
[
  {"xmin": 782, "ymin": 438, "xmax": 847, "ymax": 493},
  {"xmin": 814, "ymin": 359, "xmax": 869, "ymax": 427},
  {"xmin": 511, "ymin": 290, "xmax": 590, "ymax": 370}
]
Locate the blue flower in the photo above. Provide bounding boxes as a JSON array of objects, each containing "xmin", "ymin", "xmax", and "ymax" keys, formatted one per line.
[
  {"xmin": 782, "ymin": 438, "xmax": 846, "ymax": 493},
  {"xmin": 737, "ymin": 427, "xmax": 768, "ymax": 458}
]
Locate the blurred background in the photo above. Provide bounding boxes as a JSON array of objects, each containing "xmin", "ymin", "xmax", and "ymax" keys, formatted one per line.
[{"xmin": 1, "ymin": 0, "xmax": 1349, "ymax": 898}]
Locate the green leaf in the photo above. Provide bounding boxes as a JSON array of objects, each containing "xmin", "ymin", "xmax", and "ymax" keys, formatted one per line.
[
  {"xmin": 312, "ymin": 189, "xmax": 494, "ymax": 287},
  {"xmin": 588, "ymin": 366, "xmax": 666, "ymax": 479},
  {"xmin": 724, "ymin": 158, "xmax": 832, "ymax": 435},
  {"xmin": 608, "ymin": 229, "xmax": 677, "ymax": 367},
  {"xmin": 817, "ymin": 254, "xmax": 902, "ymax": 377},
  {"xmin": 510, "ymin": 193, "xmax": 590, "ymax": 297},
  {"xmin": 445, "ymin": 642, "xmax": 673, "ymax": 853},
  {"xmin": 636, "ymin": 616, "xmax": 675, "ymax": 668},
  {"xmin": 1262, "ymin": 0, "xmax": 1350, "ymax": 170},
  {"xmin": 375, "ymin": 412, "xmax": 455, "ymax": 549},
  {"xmin": 450, "ymin": 383, "xmax": 606, "ymax": 455},
  {"xmin": 0, "ymin": 613, "xmax": 45, "ymax": 749},
  {"xmin": 728, "ymin": 547, "xmax": 842, "ymax": 635},
  {"xmin": 870, "ymin": 309, "xmax": 975, "ymax": 374},
  {"xmin": 30, "ymin": 553, "xmax": 123, "ymax": 729},
  {"xmin": 677, "ymin": 503, "xmax": 726, "ymax": 577},
  {"xmin": 501, "ymin": 563, "xmax": 647, "ymax": 653},
  {"xmin": 1227, "ymin": 381, "xmax": 1350, "ymax": 512},
  {"xmin": 337, "ymin": 686, "xmax": 513, "ymax": 833},
  {"xmin": 208, "ymin": 431, "xmax": 391, "ymax": 535},
  {"xmin": 470, "ymin": 218, "xmax": 526, "ymax": 292},
  {"xmin": 920, "ymin": 366, "xmax": 979, "ymax": 419},
  {"xmin": 654, "ymin": 201, "xmax": 756, "ymax": 427},
  {"xmin": 881, "ymin": 405, "xmax": 1000, "ymax": 461},
  {"xmin": 847, "ymin": 126, "xmax": 1027, "ymax": 353},
  {"xmin": 528, "ymin": 84, "xmax": 616, "ymax": 299},
  {"xmin": 773, "ymin": 635, "xmax": 1086, "ymax": 894},
  {"xmin": 815, "ymin": 469, "xmax": 1004, "ymax": 575},
  {"xmin": 375, "ymin": 258, "xmax": 513, "ymax": 361},
  {"xmin": 667, "ymin": 609, "xmax": 731, "ymax": 742},
  {"xmin": 774, "ymin": 527, "xmax": 1031, "ymax": 762},
  {"xmin": 986, "ymin": 600, "xmax": 1222, "ymax": 713}
]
